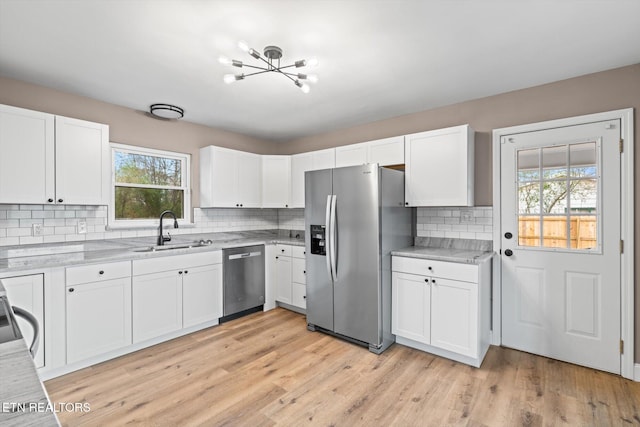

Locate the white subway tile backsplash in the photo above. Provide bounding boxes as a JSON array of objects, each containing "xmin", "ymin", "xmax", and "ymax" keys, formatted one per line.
[
  {"xmin": 0, "ymin": 204, "xmax": 492, "ymax": 247},
  {"xmin": 417, "ymin": 207, "xmax": 493, "ymax": 241}
]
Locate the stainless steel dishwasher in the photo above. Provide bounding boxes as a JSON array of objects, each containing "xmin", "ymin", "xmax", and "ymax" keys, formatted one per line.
[{"xmin": 222, "ymin": 244, "xmax": 265, "ymax": 321}]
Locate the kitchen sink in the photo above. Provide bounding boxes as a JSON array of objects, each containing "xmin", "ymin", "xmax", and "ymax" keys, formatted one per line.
[{"xmin": 132, "ymin": 239, "xmax": 214, "ymax": 253}]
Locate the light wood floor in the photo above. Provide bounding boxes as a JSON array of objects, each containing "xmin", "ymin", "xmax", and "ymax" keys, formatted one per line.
[{"xmin": 46, "ymin": 308, "xmax": 640, "ymax": 426}]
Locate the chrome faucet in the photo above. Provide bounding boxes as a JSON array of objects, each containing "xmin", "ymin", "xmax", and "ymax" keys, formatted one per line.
[{"xmin": 157, "ymin": 210, "xmax": 178, "ymax": 246}]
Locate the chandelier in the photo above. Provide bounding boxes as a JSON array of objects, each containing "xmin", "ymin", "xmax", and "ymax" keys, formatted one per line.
[{"xmin": 219, "ymin": 41, "xmax": 318, "ymax": 93}]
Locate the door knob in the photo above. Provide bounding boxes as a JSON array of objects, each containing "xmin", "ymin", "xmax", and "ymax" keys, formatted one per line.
[
  {"xmin": 505, "ymin": 232, "xmax": 513, "ymax": 239},
  {"xmin": 504, "ymin": 249, "xmax": 513, "ymax": 257}
]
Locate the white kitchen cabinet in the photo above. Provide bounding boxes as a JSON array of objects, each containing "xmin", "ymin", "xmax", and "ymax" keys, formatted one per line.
[
  {"xmin": 335, "ymin": 136, "xmax": 404, "ymax": 168},
  {"xmin": 66, "ymin": 277, "xmax": 132, "ymax": 364},
  {"xmin": 291, "ymin": 246, "xmax": 306, "ymax": 309},
  {"xmin": 132, "ymin": 270, "xmax": 183, "ymax": 343},
  {"xmin": 65, "ymin": 261, "xmax": 132, "ymax": 364},
  {"xmin": 262, "ymin": 155, "xmax": 291, "ymax": 208},
  {"xmin": 391, "ymin": 254, "xmax": 491, "ymax": 367},
  {"xmin": 404, "ymin": 124, "xmax": 474, "ymax": 206},
  {"xmin": 335, "ymin": 142, "xmax": 368, "ymax": 167},
  {"xmin": 274, "ymin": 252, "xmax": 292, "ymax": 305},
  {"xmin": 183, "ymin": 263, "xmax": 223, "ymax": 328},
  {"xmin": 200, "ymin": 145, "xmax": 262, "ymax": 208},
  {"xmin": 0, "ymin": 105, "xmax": 54, "ymax": 204},
  {"xmin": 391, "ymin": 272, "xmax": 430, "ymax": 344},
  {"xmin": 132, "ymin": 251, "xmax": 223, "ymax": 343},
  {"xmin": 290, "ymin": 148, "xmax": 336, "ymax": 208},
  {"xmin": 430, "ymin": 277, "xmax": 477, "ymax": 358},
  {"xmin": 55, "ymin": 115, "xmax": 110, "ymax": 205},
  {"xmin": 2, "ymin": 274, "xmax": 45, "ymax": 368},
  {"xmin": 0, "ymin": 104, "xmax": 109, "ymax": 205}
]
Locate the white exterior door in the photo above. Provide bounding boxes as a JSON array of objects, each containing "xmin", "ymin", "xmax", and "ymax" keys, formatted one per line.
[{"xmin": 500, "ymin": 120, "xmax": 621, "ymax": 374}]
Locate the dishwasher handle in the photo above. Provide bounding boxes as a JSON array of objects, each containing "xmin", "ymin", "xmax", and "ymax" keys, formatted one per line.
[
  {"xmin": 228, "ymin": 251, "xmax": 262, "ymax": 260},
  {"xmin": 12, "ymin": 306, "xmax": 39, "ymax": 359}
]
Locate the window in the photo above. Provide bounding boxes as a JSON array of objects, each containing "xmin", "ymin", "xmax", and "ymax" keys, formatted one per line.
[
  {"xmin": 110, "ymin": 143, "xmax": 191, "ymax": 227},
  {"xmin": 516, "ymin": 140, "xmax": 599, "ymax": 251}
]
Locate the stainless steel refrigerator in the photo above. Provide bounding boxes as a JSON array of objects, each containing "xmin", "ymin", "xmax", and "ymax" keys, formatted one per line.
[{"xmin": 305, "ymin": 164, "xmax": 412, "ymax": 354}]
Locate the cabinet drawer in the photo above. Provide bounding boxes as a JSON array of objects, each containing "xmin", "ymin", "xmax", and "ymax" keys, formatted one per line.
[
  {"xmin": 292, "ymin": 257, "xmax": 306, "ymax": 284},
  {"xmin": 291, "ymin": 245, "xmax": 306, "ymax": 259},
  {"xmin": 67, "ymin": 260, "xmax": 131, "ymax": 285},
  {"xmin": 392, "ymin": 256, "xmax": 477, "ymax": 283},
  {"xmin": 133, "ymin": 251, "xmax": 222, "ymax": 276},
  {"xmin": 275, "ymin": 244, "xmax": 292, "ymax": 257}
]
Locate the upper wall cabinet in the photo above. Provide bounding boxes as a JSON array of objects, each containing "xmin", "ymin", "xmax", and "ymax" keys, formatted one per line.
[
  {"xmin": 200, "ymin": 145, "xmax": 262, "ymax": 208},
  {"xmin": 404, "ymin": 124, "xmax": 474, "ymax": 207},
  {"xmin": 262, "ymin": 155, "xmax": 291, "ymax": 208},
  {"xmin": 290, "ymin": 148, "xmax": 335, "ymax": 208},
  {"xmin": 335, "ymin": 136, "xmax": 404, "ymax": 168},
  {"xmin": 0, "ymin": 104, "xmax": 109, "ymax": 205}
]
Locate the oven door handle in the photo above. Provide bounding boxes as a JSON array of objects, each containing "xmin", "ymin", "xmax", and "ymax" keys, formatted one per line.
[{"xmin": 12, "ymin": 306, "xmax": 39, "ymax": 359}]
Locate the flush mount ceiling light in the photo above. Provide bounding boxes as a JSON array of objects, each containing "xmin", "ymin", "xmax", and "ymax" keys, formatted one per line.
[
  {"xmin": 219, "ymin": 41, "xmax": 318, "ymax": 93},
  {"xmin": 149, "ymin": 104, "xmax": 184, "ymax": 120}
]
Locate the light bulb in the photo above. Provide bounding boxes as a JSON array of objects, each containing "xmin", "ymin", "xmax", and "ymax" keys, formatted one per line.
[
  {"xmin": 219, "ymin": 56, "xmax": 232, "ymax": 65},
  {"xmin": 248, "ymin": 48, "xmax": 260, "ymax": 59},
  {"xmin": 307, "ymin": 57, "xmax": 319, "ymax": 67},
  {"xmin": 307, "ymin": 74, "xmax": 318, "ymax": 83},
  {"xmin": 223, "ymin": 74, "xmax": 236, "ymax": 84},
  {"xmin": 299, "ymin": 83, "xmax": 310, "ymax": 93},
  {"xmin": 238, "ymin": 40, "xmax": 249, "ymax": 52}
]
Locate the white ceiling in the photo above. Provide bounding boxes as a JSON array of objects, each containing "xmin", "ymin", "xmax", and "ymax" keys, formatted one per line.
[{"xmin": 1, "ymin": 0, "xmax": 639, "ymax": 142}]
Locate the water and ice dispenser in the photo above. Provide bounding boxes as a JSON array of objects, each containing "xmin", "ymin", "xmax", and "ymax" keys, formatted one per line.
[{"xmin": 310, "ymin": 225, "xmax": 326, "ymax": 256}]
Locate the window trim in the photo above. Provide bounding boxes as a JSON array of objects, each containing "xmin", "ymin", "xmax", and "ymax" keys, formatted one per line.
[{"xmin": 109, "ymin": 143, "xmax": 191, "ymax": 229}]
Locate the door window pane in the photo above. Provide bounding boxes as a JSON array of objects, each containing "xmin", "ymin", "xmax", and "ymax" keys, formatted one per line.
[
  {"xmin": 542, "ymin": 145, "xmax": 567, "ymax": 179},
  {"xmin": 516, "ymin": 141, "xmax": 599, "ymax": 251}
]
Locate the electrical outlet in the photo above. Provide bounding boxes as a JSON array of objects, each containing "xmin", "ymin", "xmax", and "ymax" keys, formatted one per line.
[
  {"xmin": 32, "ymin": 223, "xmax": 43, "ymax": 236},
  {"xmin": 77, "ymin": 219, "xmax": 87, "ymax": 234},
  {"xmin": 460, "ymin": 209, "xmax": 474, "ymax": 224}
]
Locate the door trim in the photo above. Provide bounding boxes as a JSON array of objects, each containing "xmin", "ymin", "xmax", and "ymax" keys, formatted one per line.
[{"xmin": 492, "ymin": 108, "xmax": 634, "ymax": 380}]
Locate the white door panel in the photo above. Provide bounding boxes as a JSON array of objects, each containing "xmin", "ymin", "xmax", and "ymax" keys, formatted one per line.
[{"xmin": 501, "ymin": 120, "xmax": 620, "ymax": 374}]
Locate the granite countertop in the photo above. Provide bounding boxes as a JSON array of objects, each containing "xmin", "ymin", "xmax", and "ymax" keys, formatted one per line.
[
  {"xmin": 392, "ymin": 237, "xmax": 494, "ymax": 264},
  {"xmin": 0, "ymin": 229, "xmax": 304, "ymax": 273}
]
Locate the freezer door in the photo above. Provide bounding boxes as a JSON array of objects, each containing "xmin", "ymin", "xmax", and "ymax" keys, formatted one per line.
[
  {"xmin": 332, "ymin": 164, "xmax": 381, "ymax": 345},
  {"xmin": 304, "ymin": 168, "xmax": 334, "ymax": 331}
]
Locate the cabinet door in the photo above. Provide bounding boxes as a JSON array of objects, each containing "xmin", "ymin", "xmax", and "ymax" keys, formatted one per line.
[
  {"xmin": 311, "ymin": 148, "xmax": 336, "ymax": 170},
  {"xmin": 202, "ymin": 146, "xmax": 238, "ymax": 207},
  {"xmin": 262, "ymin": 155, "xmax": 291, "ymax": 208},
  {"xmin": 392, "ymin": 272, "xmax": 430, "ymax": 344},
  {"xmin": 290, "ymin": 153, "xmax": 313, "ymax": 208},
  {"xmin": 430, "ymin": 277, "xmax": 478, "ymax": 358},
  {"xmin": 335, "ymin": 143, "xmax": 367, "ymax": 167},
  {"xmin": 132, "ymin": 270, "xmax": 182, "ymax": 343},
  {"xmin": 368, "ymin": 136, "xmax": 404, "ymax": 166},
  {"xmin": 66, "ymin": 277, "xmax": 132, "ymax": 364},
  {"xmin": 55, "ymin": 116, "xmax": 109, "ymax": 205},
  {"xmin": 405, "ymin": 125, "xmax": 474, "ymax": 206},
  {"xmin": 183, "ymin": 264, "xmax": 223, "ymax": 328},
  {"xmin": 274, "ymin": 255, "xmax": 292, "ymax": 304},
  {"xmin": 3, "ymin": 274, "xmax": 45, "ymax": 368},
  {"xmin": 0, "ymin": 105, "xmax": 55, "ymax": 204},
  {"xmin": 292, "ymin": 283, "xmax": 307, "ymax": 309},
  {"xmin": 236, "ymin": 151, "xmax": 262, "ymax": 207}
]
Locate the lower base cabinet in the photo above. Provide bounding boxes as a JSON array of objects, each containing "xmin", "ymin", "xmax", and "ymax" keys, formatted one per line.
[
  {"xmin": 392, "ymin": 255, "xmax": 491, "ymax": 367},
  {"xmin": 132, "ymin": 270, "xmax": 183, "ymax": 343},
  {"xmin": 132, "ymin": 252, "xmax": 223, "ymax": 343},
  {"xmin": 66, "ymin": 277, "xmax": 132, "ymax": 364},
  {"xmin": 271, "ymin": 244, "xmax": 306, "ymax": 311}
]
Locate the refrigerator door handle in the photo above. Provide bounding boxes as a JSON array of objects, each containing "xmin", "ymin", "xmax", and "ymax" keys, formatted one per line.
[
  {"xmin": 325, "ymin": 195, "xmax": 333, "ymax": 281},
  {"xmin": 329, "ymin": 194, "xmax": 338, "ymax": 280}
]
